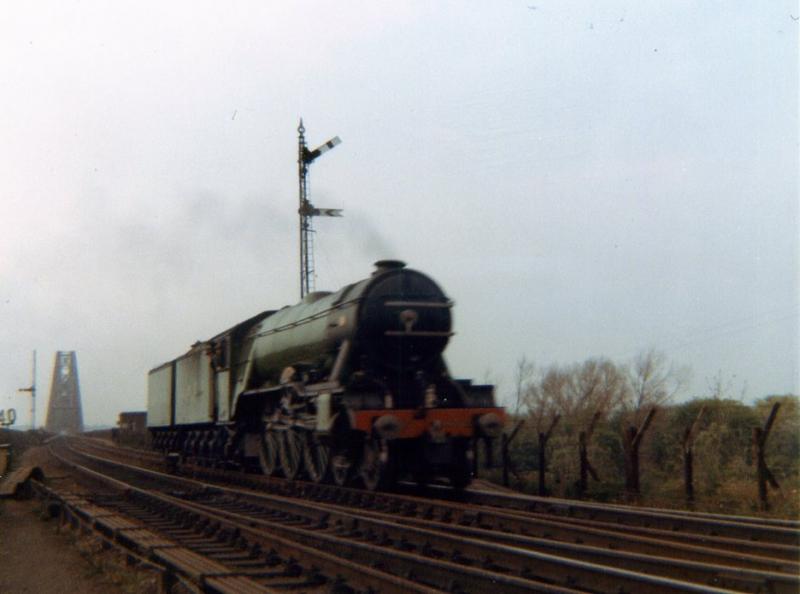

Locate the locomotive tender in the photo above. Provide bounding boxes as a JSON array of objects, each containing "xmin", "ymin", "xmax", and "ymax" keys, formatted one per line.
[{"xmin": 147, "ymin": 260, "xmax": 505, "ymax": 489}]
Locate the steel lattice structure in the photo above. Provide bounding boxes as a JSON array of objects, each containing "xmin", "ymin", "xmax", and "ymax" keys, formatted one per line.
[
  {"xmin": 45, "ymin": 351, "xmax": 84, "ymax": 434},
  {"xmin": 297, "ymin": 119, "xmax": 342, "ymax": 298}
]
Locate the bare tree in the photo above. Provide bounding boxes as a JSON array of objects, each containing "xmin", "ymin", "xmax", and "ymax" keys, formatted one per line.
[
  {"xmin": 530, "ymin": 365, "xmax": 567, "ymax": 432},
  {"xmin": 574, "ymin": 358, "xmax": 629, "ymax": 419},
  {"xmin": 624, "ymin": 349, "xmax": 686, "ymax": 425},
  {"xmin": 706, "ymin": 370, "xmax": 747, "ymax": 401},
  {"xmin": 511, "ymin": 356, "xmax": 536, "ymax": 417},
  {"xmin": 536, "ymin": 358, "xmax": 627, "ymax": 423}
]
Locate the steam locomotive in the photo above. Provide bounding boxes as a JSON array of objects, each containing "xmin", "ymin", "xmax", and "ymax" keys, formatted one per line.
[{"xmin": 147, "ymin": 260, "xmax": 505, "ymax": 489}]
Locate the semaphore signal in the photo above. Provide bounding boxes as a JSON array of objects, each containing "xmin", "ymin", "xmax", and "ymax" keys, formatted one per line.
[{"xmin": 297, "ymin": 119, "xmax": 342, "ymax": 299}]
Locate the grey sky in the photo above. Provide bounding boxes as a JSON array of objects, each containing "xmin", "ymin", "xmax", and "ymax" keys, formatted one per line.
[{"xmin": 1, "ymin": 1, "xmax": 797, "ymax": 426}]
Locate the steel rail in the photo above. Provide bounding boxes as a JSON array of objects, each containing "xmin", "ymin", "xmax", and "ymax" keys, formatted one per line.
[
  {"xmin": 54, "ymin": 442, "xmax": 583, "ymax": 594},
  {"xmin": 78, "ymin": 435, "xmax": 798, "ymax": 541},
  {"xmin": 170, "ymin": 493, "xmax": 756, "ymax": 594},
  {"xmin": 345, "ymin": 502, "xmax": 800, "ymax": 575},
  {"xmin": 73, "ymin": 442, "xmax": 794, "ymax": 574},
  {"xmin": 193, "ymin": 468, "xmax": 800, "ymax": 560},
  {"xmin": 465, "ymin": 479, "xmax": 800, "ymax": 530},
  {"xmin": 170, "ymin": 489, "xmax": 800, "ymax": 593},
  {"xmin": 461, "ymin": 488, "xmax": 800, "ymax": 546},
  {"xmin": 62, "ymin": 441, "xmax": 800, "ymax": 594},
  {"xmin": 451, "ymin": 499, "xmax": 800, "ymax": 562},
  {"xmin": 73, "ymin": 436, "xmax": 800, "ymax": 562},
  {"xmin": 48, "ymin": 445, "xmax": 442, "ymax": 594}
]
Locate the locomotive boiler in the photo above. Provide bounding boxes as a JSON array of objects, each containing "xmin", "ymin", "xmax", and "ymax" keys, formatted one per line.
[{"xmin": 147, "ymin": 260, "xmax": 505, "ymax": 489}]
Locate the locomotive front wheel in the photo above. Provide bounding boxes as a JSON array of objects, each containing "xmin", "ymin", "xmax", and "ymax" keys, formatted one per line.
[
  {"xmin": 258, "ymin": 428, "xmax": 279, "ymax": 476},
  {"xmin": 303, "ymin": 433, "xmax": 330, "ymax": 483},
  {"xmin": 448, "ymin": 441, "xmax": 472, "ymax": 490},
  {"xmin": 278, "ymin": 428, "xmax": 304, "ymax": 480},
  {"xmin": 359, "ymin": 437, "xmax": 395, "ymax": 491},
  {"xmin": 449, "ymin": 462, "xmax": 471, "ymax": 490},
  {"xmin": 331, "ymin": 448, "xmax": 353, "ymax": 486}
]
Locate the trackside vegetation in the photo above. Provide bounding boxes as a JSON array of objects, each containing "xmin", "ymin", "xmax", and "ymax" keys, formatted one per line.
[{"xmin": 491, "ymin": 353, "xmax": 799, "ymax": 518}]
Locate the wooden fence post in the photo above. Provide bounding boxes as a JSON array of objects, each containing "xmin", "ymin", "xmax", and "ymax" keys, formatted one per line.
[
  {"xmin": 578, "ymin": 411, "xmax": 602, "ymax": 498},
  {"xmin": 471, "ymin": 435, "xmax": 494, "ymax": 478},
  {"xmin": 753, "ymin": 402, "xmax": 781, "ymax": 511},
  {"xmin": 682, "ymin": 406, "xmax": 706, "ymax": 508},
  {"xmin": 472, "ymin": 437, "xmax": 480, "ymax": 477},
  {"xmin": 502, "ymin": 433, "xmax": 509, "ymax": 487},
  {"xmin": 537, "ymin": 415, "xmax": 560, "ymax": 496},
  {"xmin": 502, "ymin": 420, "xmax": 524, "ymax": 488},
  {"xmin": 623, "ymin": 407, "xmax": 657, "ymax": 501},
  {"xmin": 0, "ymin": 443, "xmax": 12, "ymax": 478}
]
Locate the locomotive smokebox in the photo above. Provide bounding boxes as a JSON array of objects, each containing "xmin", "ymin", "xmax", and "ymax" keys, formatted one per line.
[{"xmin": 359, "ymin": 264, "xmax": 453, "ymax": 372}]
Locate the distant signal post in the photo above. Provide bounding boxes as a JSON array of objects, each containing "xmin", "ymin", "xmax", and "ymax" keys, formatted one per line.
[{"xmin": 297, "ymin": 119, "xmax": 342, "ymax": 299}]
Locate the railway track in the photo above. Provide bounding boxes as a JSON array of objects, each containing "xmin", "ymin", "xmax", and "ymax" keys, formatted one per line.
[
  {"xmin": 47, "ymin": 444, "xmax": 576, "ymax": 594},
  {"xmin": 35, "ymin": 436, "xmax": 800, "ymax": 593},
  {"xmin": 74, "ymin": 437, "xmax": 800, "ymax": 553}
]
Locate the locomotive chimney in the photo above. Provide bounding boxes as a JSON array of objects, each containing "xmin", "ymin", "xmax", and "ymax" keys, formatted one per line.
[{"xmin": 373, "ymin": 259, "xmax": 406, "ymax": 276}]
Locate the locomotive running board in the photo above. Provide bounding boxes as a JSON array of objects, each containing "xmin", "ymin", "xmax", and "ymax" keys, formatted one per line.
[
  {"xmin": 384, "ymin": 330, "xmax": 454, "ymax": 337},
  {"xmin": 383, "ymin": 300, "xmax": 453, "ymax": 308}
]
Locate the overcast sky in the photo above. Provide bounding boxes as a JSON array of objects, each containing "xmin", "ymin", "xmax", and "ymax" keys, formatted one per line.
[{"xmin": 1, "ymin": 1, "xmax": 797, "ymax": 426}]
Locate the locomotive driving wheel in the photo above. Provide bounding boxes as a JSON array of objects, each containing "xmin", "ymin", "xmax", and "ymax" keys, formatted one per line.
[
  {"xmin": 330, "ymin": 447, "xmax": 353, "ymax": 486},
  {"xmin": 278, "ymin": 427, "xmax": 305, "ymax": 480},
  {"xmin": 258, "ymin": 426, "xmax": 279, "ymax": 476},
  {"xmin": 359, "ymin": 436, "xmax": 396, "ymax": 491},
  {"xmin": 303, "ymin": 432, "xmax": 330, "ymax": 483}
]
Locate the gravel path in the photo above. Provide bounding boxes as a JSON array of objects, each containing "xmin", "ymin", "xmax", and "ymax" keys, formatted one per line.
[
  {"xmin": 0, "ymin": 499, "xmax": 129, "ymax": 593},
  {"xmin": 0, "ymin": 445, "xmax": 156, "ymax": 593}
]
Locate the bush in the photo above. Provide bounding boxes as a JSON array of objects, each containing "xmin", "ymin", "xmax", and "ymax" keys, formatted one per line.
[{"xmin": 495, "ymin": 394, "xmax": 799, "ymax": 518}]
